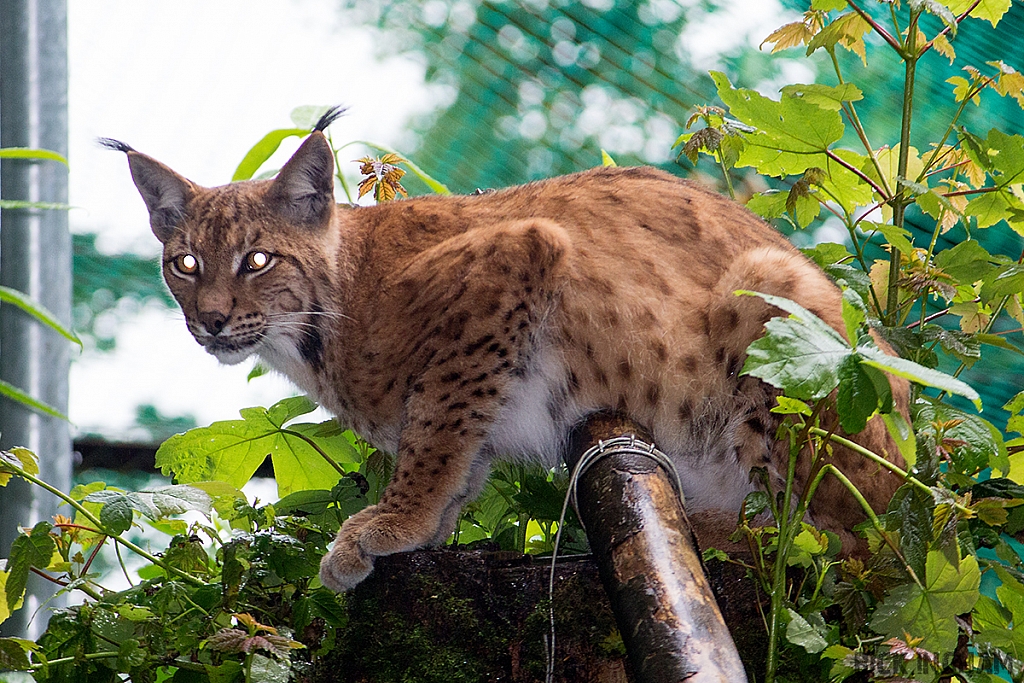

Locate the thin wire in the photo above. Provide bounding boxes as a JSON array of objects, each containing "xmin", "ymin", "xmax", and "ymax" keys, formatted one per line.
[{"xmin": 544, "ymin": 434, "xmax": 682, "ymax": 683}]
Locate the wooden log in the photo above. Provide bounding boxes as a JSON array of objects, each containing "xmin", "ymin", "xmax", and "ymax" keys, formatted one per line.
[{"xmin": 565, "ymin": 413, "xmax": 748, "ymax": 683}]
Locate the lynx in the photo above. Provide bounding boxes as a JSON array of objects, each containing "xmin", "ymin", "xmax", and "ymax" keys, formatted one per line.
[{"xmin": 105, "ymin": 108, "xmax": 908, "ymax": 592}]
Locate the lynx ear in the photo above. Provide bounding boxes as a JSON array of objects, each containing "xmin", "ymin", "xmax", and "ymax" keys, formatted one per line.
[
  {"xmin": 99, "ymin": 139, "xmax": 196, "ymax": 243},
  {"xmin": 266, "ymin": 132, "xmax": 335, "ymax": 227}
]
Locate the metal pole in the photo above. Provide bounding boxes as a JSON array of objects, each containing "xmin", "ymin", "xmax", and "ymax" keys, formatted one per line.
[
  {"xmin": 0, "ymin": 0, "xmax": 72, "ymax": 639},
  {"xmin": 567, "ymin": 413, "xmax": 748, "ymax": 682}
]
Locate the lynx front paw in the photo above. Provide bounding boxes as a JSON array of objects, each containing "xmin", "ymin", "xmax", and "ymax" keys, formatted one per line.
[
  {"xmin": 357, "ymin": 511, "xmax": 437, "ymax": 557},
  {"xmin": 319, "ymin": 540, "xmax": 374, "ymax": 593},
  {"xmin": 319, "ymin": 506, "xmax": 442, "ymax": 591},
  {"xmin": 319, "ymin": 506, "xmax": 378, "ymax": 592}
]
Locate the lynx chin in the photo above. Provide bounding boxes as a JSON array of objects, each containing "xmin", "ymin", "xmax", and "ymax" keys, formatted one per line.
[{"xmin": 105, "ymin": 107, "xmax": 908, "ymax": 592}]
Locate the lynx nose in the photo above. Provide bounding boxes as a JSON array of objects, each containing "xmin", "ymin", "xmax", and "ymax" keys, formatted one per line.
[{"xmin": 198, "ymin": 311, "xmax": 228, "ymax": 336}]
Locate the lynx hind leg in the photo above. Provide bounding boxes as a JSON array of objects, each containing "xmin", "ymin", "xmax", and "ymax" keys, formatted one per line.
[
  {"xmin": 710, "ymin": 246, "xmax": 908, "ymax": 553},
  {"xmin": 320, "ymin": 219, "xmax": 570, "ymax": 590}
]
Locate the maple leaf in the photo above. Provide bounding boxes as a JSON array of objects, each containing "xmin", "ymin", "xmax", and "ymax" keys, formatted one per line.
[
  {"xmin": 761, "ymin": 10, "xmax": 826, "ymax": 53},
  {"xmin": 356, "ymin": 153, "xmax": 409, "ymax": 202},
  {"xmin": 989, "ymin": 60, "xmax": 1024, "ymax": 108}
]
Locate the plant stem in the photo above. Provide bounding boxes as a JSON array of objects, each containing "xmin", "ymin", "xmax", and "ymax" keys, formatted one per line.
[
  {"xmin": 804, "ymin": 464, "xmax": 923, "ymax": 588},
  {"xmin": 717, "ymin": 151, "xmax": 736, "ymax": 200},
  {"xmin": 829, "ymin": 50, "xmax": 892, "ymax": 199},
  {"xmin": 280, "ymin": 428, "xmax": 349, "ymax": 478},
  {"xmin": 808, "ymin": 427, "xmax": 973, "ymax": 517},
  {"xmin": 847, "ymin": 0, "xmax": 903, "ymax": 54},
  {"xmin": 1, "ymin": 462, "xmax": 207, "ymax": 586},
  {"xmin": 886, "ymin": 9, "xmax": 921, "ymax": 323},
  {"xmin": 765, "ymin": 435, "xmax": 801, "ymax": 683},
  {"xmin": 28, "ymin": 651, "xmax": 121, "ymax": 671}
]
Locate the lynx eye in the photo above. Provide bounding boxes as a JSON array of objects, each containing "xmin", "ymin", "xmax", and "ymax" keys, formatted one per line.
[
  {"xmin": 175, "ymin": 254, "xmax": 198, "ymax": 274},
  {"xmin": 245, "ymin": 251, "xmax": 271, "ymax": 272}
]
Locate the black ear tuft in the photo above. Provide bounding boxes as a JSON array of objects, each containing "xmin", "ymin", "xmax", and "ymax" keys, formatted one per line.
[
  {"xmin": 266, "ymin": 132, "xmax": 335, "ymax": 227},
  {"xmin": 97, "ymin": 137, "xmax": 136, "ymax": 154},
  {"xmin": 314, "ymin": 106, "xmax": 348, "ymax": 133}
]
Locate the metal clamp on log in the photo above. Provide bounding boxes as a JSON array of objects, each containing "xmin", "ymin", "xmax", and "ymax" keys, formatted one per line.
[{"xmin": 564, "ymin": 412, "xmax": 748, "ymax": 683}]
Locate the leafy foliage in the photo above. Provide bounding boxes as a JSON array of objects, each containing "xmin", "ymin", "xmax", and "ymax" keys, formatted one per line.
[{"xmin": 682, "ymin": 2, "xmax": 1024, "ymax": 681}]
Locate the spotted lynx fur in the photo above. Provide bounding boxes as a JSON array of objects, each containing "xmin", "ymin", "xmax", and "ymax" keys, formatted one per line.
[{"xmin": 107, "ymin": 109, "xmax": 908, "ymax": 592}]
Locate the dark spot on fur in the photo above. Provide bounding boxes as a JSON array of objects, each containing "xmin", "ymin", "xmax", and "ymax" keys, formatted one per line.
[
  {"xmin": 652, "ymin": 340, "xmax": 668, "ymax": 362},
  {"xmin": 646, "ymin": 383, "xmax": 660, "ymax": 405},
  {"xmin": 678, "ymin": 400, "xmax": 693, "ymax": 422},
  {"xmin": 441, "ymin": 371, "xmax": 461, "ymax": 383},
  {"xmin": 715, "ymin": 347, "xmax": 726, "ymax": 364},
  {"xmin": 449, "ymin": 401, "xmax": 469, "ymax": 412},
  {"xmin": 746, "ymin": 415, "xmax": 766, "ymax": 434},
  {"xmin": 465, "ymin": 334, "xmax": 496, "ymax": 356},
  {"xmin": 567, "ymin": 371, "xmax": 580, "ymax": 393},
  {"xmin": 617, "ymin": 358, "xmax": 632, "ymax": 380},
  {"xmin": 724, "ymin": 308, "xmax": 739, "ymax": 331},
  {"xmin": 700, "ymin": 310, "xmax": 712, "ymax": 337},
  {"xmin": 299, "ymin": 325, "xmax": 324, "ymax": 370},
  {"xmin": 412, "ymin": 382, "xmax": 425, "ymax": 393},
  {"xmin": 595, "ymin": 367, "xmax": 609, "ymax": 387}
]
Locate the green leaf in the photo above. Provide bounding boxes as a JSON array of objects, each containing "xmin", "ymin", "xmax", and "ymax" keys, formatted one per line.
[
  {"xmin": 965, "ymin": 189, "xmax": 1024, "ymax": 230},
  {"xmin": 0, "ymin": 448, "xmax": 39, "ymax": 488},
  {"xmin": 779, "ymin": 83, "xmax": 863, "ymax": 111},
  {"xmin": 917, "ymin": 401, "xmax": 1007, "ymax": 475},
  {"xmin": 0, "ymin": 285, "xmax": 80, "ymax": 345},
  {"xmin": 934, "ymin": 240, "xmax": 996, "ymax": 282},
  {"xmin": 818, "ymin": 149, "xmax": 875, "ymax": 211},
  {"xmin": 0, "ymin": 379, "xmax": 67, "ymax": 420},
  {"xmin": 266, "ymin": 395, "xmax": 317, "ymax": 428},
  {"xmin": 86, "ymin": 485, "xmax": 213, "ymax": 533},
  {"xmin": 156, "ymin": 405, "xmax": 357, "ymax": 496},
  {"xmin": 785, "ymin": 608, "xmax": 828, "ymax": 653},
  {"xmin": 711, "ymin": 71, "xmax": 844, "ymax": 177},
  {"xmin": 802, "ymin": 242, "xmax": 853, "ymax": 267},
  {"xmin": 837, "ymin": 354, "xmax": 878, "ymax": 434},
  {"xmin": 856, "ymin": 346, "xmax": 981, "ymax": 409},
  {"xmin": 6, "ymin": 522, "xmax": 55, "ymax": 612},
  {"xmin": 789, "ymin": 191, "xmax": 820, "ymax": 228},
  {"xmin": 737, "ymin": 290, "xmax": 850, "ymax": 400},
  {"xmin": 188, "ymin": 481, "xmax": 248, "ymax": 518},
  {"xmin": 882, "ymin": 411, "xmax": 917, "ymax": 467},
  {"xmin": 600, "ymin": 149, "xmax": 617, "ymax": 167},
  {"xmin": 0, "ymin": 637, "xmax": 32, "ymax": 670},
  {"xmin": 840, "ymin": 287, "xmax": 867, "ymax": 343},
  {"xmin": 232, "ymin": 128, "xmax": 308, "ymax": 181},
  {"xmin": 982, "ymin": 264, "xmax": 1024, "ymax": 299},
  {"xmin": 772, "ymin": 396, "xmax": 813, "ymax": 416},
  {"xmin": 0, "ymin": 147, "xmax": 68, "ymax": 165},
  {"xmin": 746, "ymin": 190, "xmax": 788, "ymax": 219},
  {"xmin": 805, "ymin": 12, "xmax": 871, "ymax": 62},
  {"xmin": 870, "ymin": 551, "xmax": 980, "ymax": 652},
  {"xmin": 0, "ymin": 200, "xmax": 73, "ymax": 210},
  {"xmin": 866, "ymin": 222, "xmax": 915, "ymax": 257},
  {"xmin": 811, "ymin": 0, "xmax": 847, "ymax": 8},
  {"xmin": 944, "ymin": 0, "xmax": 1012, "ymax": 26},
  {"xmin": 247, "ymin": 363, "xmax": 269, "ymax": 382}
]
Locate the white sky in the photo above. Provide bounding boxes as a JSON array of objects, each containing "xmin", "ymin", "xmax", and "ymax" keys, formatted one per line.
[{"xmin": 66, "ymin": 0, "xmax": 789, "ymax": 440}]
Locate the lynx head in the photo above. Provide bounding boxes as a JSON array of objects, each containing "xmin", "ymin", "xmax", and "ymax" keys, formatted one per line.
[{"xmin": 102, "ymin": 107, "xmax": 346, "ymax": 367}]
